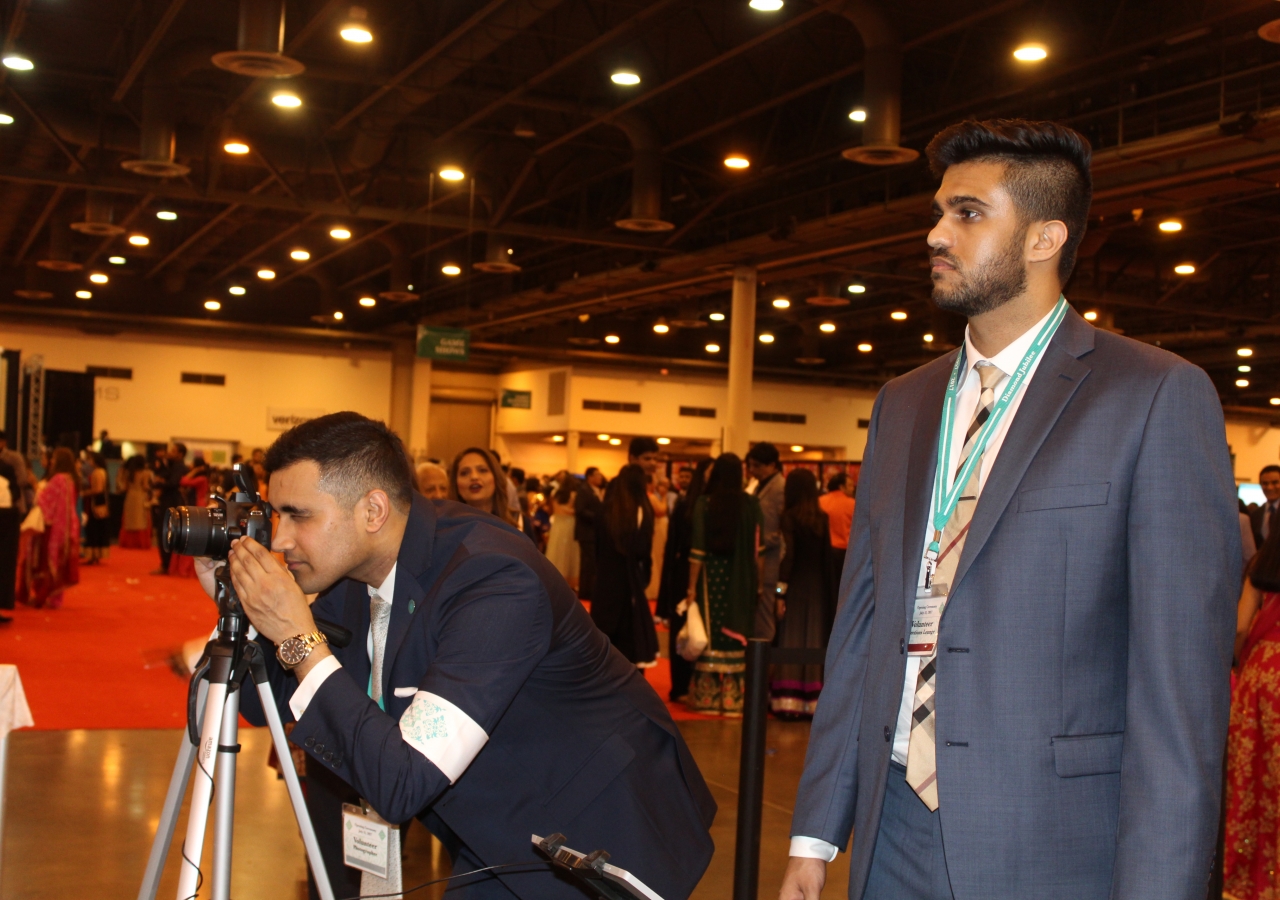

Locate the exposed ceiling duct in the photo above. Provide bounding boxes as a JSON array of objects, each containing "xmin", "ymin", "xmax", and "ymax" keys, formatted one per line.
[
  {"xmin": 836, "ymin": 0, "xmax": 918, "ymax": 166},
  {"xmin": 377, "ymin": 232, "xmax": 419, "ymax": 301},
  {"xmin": 69, "ymin": 190, "xmax": 125, "ymax": 237},
  {"xmin": 36, "ymin": 212, "xmax": 82, "ymax": 272},
  {"xmin": 613, "ymin": 112, "xmax": 673, "ymax": 232},
  {"xmin": 301, "ymin": 268, "xmax": 340, "ymax": 323},
  {"xmin": 121, "ymin": 41, "xmax": 222, "ymax": 178},
  {"xmin": 13, "ymin": 265, "xmax": 53, "ymax": 301},
  {"xmin": 211, "ymin": 0, "xmax": 305, "ymax": 78},
  {"xmin": 474, "ymin": 235, "xmax": 521, "ymax": 273}
]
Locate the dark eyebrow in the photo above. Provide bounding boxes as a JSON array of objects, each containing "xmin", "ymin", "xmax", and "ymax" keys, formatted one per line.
[
  {"xmin": 945, "ymin": 194, "xmax": 992, "ymax": 209},
  {"xmin": 276, "ymin": 503, "xmax": 307, "ymax": 515}
]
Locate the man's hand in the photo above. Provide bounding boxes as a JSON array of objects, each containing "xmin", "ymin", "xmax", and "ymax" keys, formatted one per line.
[
  {"xmin": 227, "ymin": 537, "xmax": 316, "ymax": 644},
  {"xmin": 779, "ymin": 857, "xmax": 826, "ymax": 900}
]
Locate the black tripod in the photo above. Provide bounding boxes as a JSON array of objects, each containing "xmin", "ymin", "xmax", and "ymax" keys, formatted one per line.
[{"xmin": 137, "ymin": 563, "xmax": 343, "ymax": 900}]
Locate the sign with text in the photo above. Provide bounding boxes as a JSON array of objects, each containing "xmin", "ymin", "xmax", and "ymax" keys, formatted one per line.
[
  {"xmin": 417, "ymin": 325, "xmax": 470, "ymax": 361},
  {"xmin": 266, "ymin": 408, "xmax": 325, "ymax": 432},
  {"xmin": 500, "ymin": 389, "xmax": 532, "ymax": 409}
]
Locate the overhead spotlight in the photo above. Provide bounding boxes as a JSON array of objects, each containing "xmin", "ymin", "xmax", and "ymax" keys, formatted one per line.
[
  {"xmin": 1240, "ymin": 365, "xmax": 1253, "ymax": 373},
  {"xmin": 228, "ymin": 286, "xmax": 246, "ymax": 296},
  {"xmin": 709, "ymin": 312, "xmax": 726, "ymax": 322},
  {"xmin": 75, "ymin": 290, "xmax": 92, "ymax": 300},
  {"xmin": 204, "ymin": 300, "xmax": 221, "ymax": 311},
  {"xmin": 257, "ymin": 268, "xmax": 276, "ymax": 280},
  {"xmin": 749, "ymin": 0, "xmax": 784, "ymax": 9},
  {"xmin": 772, "ymin": 297, "xmax": 791, "ymax": 309},
  {"xmin": 611, "ymin": 70, "xmax": 640, "ymax": 86},
  {"xmin": 329, "ymin": 227, "xmax": 352, "ymax": 240},
  {"xmin": 89, "ymin": 273, "xmax": 108, "ymax": 284},
  {"xmin": 552, "ymin": 435, "xmax": 565, "ymax": 443},
  {"xmin": 108, "ymin": 256, "xmax": 126, "ymax": 265},
  {"xmin": 724, "ymin": 155, "xmax": 750, "ymax": 170},
  {"xmin": 1174, "ymin": 263, "xmax": 1196, "ymax": 275},
  {"xmin": 848, "ymin": 108, "xmax": 867, "ymax": 122},
  {"xmin": 609, "ymin": 438, "xmax": 622, "ymax": 446},
  {"xmin": 705, "ymin": 342, "xmax": 721, "ymax": 353},
  {"xmin": 1239, "ymin": 347, "xmax": 1254, "ymax": 357},
  {"xmin": 156, "ymin": 210, "xmax": 177, "ymax": 221},
  {"xmin": 0, "ymin": 113, "xmax": 12, "ymax": 125},
  {"xmin": 857, "ymin": 342, "xmax": 872, "ymax": 352},
  {"xmin": 656, "ymin": 437, "xmax": 671, "ymax": 445},
  {"xmin": 2, "ymin": 56, "xmax": 33, "ymax": 71},
  {"xmin": 1158, "ymin": 219, "xmax": 1183, "ymax": 233},
  {"xmin": 653, "ymin": 318, "xmax": 670, "ymax": 334},
  {"xmin": 333, "ymin": 311, "xmax": 344, "ymax": 321},
  {"xmin": 1083, "ymin": 310, "xmax": 1098, "ymax": 321},
  {"xmin": 441, "ymin": 264, "xmax": 462, "ymax": 276},
  {"xmin": 359, "ymin": 296, "xmax": 376, "ymax": 307},
  {"xmin": 1013, "ymin": 43, "xmax": 1048, "ymax": 62},
  {"xmin": 224, "ymin": 141, "xmax": 250, "ymax": 155},
  {"xmin": 819, "ymin": 321, "xmax": 836, "ymax": 333},
  {"xmin": 271, "ymin": 91, "xmax": 302, "ymax": 108},
  {"xmin": 1272, "ymin": 398, "xmax": 1280, "ymax": 406},
  {"xmin": 128, "ymin": 234, "xmax": 150, "ymax": 246},
  {"xmin": 790, "ymin": 445, "xmax": 805, "ymax": 453},
  {"xmin": 847, "ymin": 283, "xmax": 866, "ymax": 294},
  {"xmin": 439, "ymin": 167, "xmax": 465, "ymax": 182},
  {"xmin": 604, "ymin": 334, "xmax": 620, "ymax": 344},
  {"xmin": 290, "ymin": 249, "xmax": 311, "ymax": 261},
  {"xmin": 890, "ymin": 310, "xmax": 908, "ymax": 321},
  {"xmin": 597, "ymin": 434, "xmax": 611, "ymax": 441},
  {"xmin": 340, "ymin": 7, "xmax": 372, "ymax": 43},
  {"xmin": 759, "ymin": 332, "xmax": 775, "ymax": 343},
  {"xmin": 1237, "ymin": 379, "xmax": 1250, "ymax": 388}
]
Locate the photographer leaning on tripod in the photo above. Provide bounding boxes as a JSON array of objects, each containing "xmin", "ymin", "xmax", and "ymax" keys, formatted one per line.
[{"xmin": 196, "ymin": 411, "xmax": 716, "ymax": 900}]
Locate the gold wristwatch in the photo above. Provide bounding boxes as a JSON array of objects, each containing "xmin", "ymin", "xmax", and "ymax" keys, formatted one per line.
[{"xmin": 276, "ymin": 631, "xmax": 328, "ymax": 670}]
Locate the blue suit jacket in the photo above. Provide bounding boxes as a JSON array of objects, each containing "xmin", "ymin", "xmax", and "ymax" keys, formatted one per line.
[
  {"xmin": 242, "ymin": 495, "xmax": 716, "ymax": 900},
  {"xmin": 791, "ymin": 309, "xmax": 1239, "ymax": 900}
]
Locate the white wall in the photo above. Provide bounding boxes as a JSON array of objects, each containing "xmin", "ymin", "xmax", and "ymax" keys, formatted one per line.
[{"xmin": 1227, "ymin": 418, "xmax": 1280, "ymax": 483}]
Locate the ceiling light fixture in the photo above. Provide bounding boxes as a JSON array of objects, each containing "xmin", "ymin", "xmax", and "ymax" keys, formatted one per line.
[
  {"xmin": 439, "ymin": 167, "xmax": 465, "ymax": 182},
  {"xmin": 653, "ymin": 319, "xmax": 670, "ymax": 334},
  {"xmin": 333, "ymin": 311, "xmax": 344, "ymax": 321},
  {"xmin": 609, "ymin": 438, "xmax": 622, "ymax": 446},
  {"xmin": 2, "ymin": 56, "xmax": 33, "ymax": 71},
  {"xmin": 923, "ymin": 333, "xmax": 934, "ymax": 343},
  {"xmin": 552, "ymin": 435, "xmax": 565, "ymax": 443},
  {"xmin": 759, "ymin": 332, "xmax": 775, "ymax": 343},
  {"xmin": 1174, "ymin": 263, "xmax": 1196, "ymax": 275},
  {"xmin": 790, "ymin": 445, "xmax": 805, "ymax": 452},
  {"xmin": 848, "ymin": 108, "xmax": 867, "ymax": 122},
  {"xmin": 1083, "ymin": 310, "xmax": 1098, "ymax": 321},
  {"xmin": 89, "ymin": 273, "xmax": 108, "ymax": 284},
  {"xmin": 257, "ymin": 268, "xmax": 276, "ymax": 280},
  {"xmin": 604, "ymin": 334, "xmax": 620, "ymax": 344},
  {"xmin": 1240, "ymin": 365, "xmax": 1252, "ymax": 373},
  {"xmin": 108, "ymin": 256, "xmax": 126, "ymax": 265},
  {"xmin": 271, "ymin": 91, "xmax": 302, "ymax": 108},
  {"xmin": 848, "ymin": 283, "xmax": 866, "ymax": 294},
  {"xmin": 128, "ymin": 234, "xmax": 149, "ymax": 246},
  {"xmin": 359, "ymin": 296, "xmax": 376, "ymax": 308},
  {"xmin": 340, "ymin": 24, "xmax": 373, "ymax": 42},
  {"xmin": 156, "ymin": 210, "xmax": 177, "ymax": 221},
  {"xmin": 229, "ymin": 286, "xmax": 246, "ymax": 296},
  {"xmin": 611, "ymin": 70, "xmax": 640, "ymax": 86},
  {"xmin": 204, "ymin": 300, "xmax": 221, "ymax": 311},
  {"xmin": 705, "ymin": 343, "xmax": 721, "ymax": 353},
  {"xmin": 1237, "ymin": 378, "xmax": 1250, "ymax": 388},
  {"xmin": 0, "ymin": 114, "xmax": 13, "ymax": 125},
  {"xmin": 749, "ymin": 0, "xmax": 784, "ymax": 9},
  {"xmin": 290, "ymin": 249, "xmax": 311, "ymax": 261},
  {"xmin": 1238, "ymin": 347, "xmax": 1254, "ymax": 357},
  {"xmin": 656, "ymin": 437, "xmax": 671, "ymax": 445},
  {"xmin": 724, "ymin": 155, "xmax": 750, "ymax": 170},
  {"xmin": 709, "ymin": 312, "xmax": 726, "ymax": 322},
  {"xmin": 890, "ymin": 310, "xmax": 908, "ymax": 321},
  {"xmin": 441, "ymin": 264, "xmax": 462, "ymax": 276},
  {"xmin": 1158, "ymin": 219, "xmax": 1183, "ymax": 233},
  {"xmin": 1013, "ymin": 43, "xmax": 1048, "ymax": 62},
  {"xmin": 857, "ymin": 342, "xmax": 872, "ymax": 352},
  {"xmin": 1272, "ymin": 398, "xmax": 1280, "ymax": 407},
  {"xmin": 819, "ymin": 321, "xmax": 836, "ymax": 333},
  {"xmin": 772, "ymin": 297, "xmax": 790, "ymax": 309},
  {"xmin": 597, "ymin": 434, "xmax": 610, "ymax": 441},
  {"xmin": 329, "ymin": 227, "xmax": 352, "ymax": 240},
  {"xmin": 75, "ymin": 290, "xmax": 91, "ymax": 300},
  {"xmin": 224, "ymin": 141, "xmax": 250, "ymax": 155}
]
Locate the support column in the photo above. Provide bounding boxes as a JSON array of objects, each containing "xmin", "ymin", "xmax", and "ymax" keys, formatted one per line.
[
  {"xmin": 724, "ymin": 266, "xmax": 757, "ymax": 457},
  {"xmin": 408, "ymin": 358, "xmax": 432, "ymax": 461},
  {"xmin": 389, "ymin": 340, "xmax": 415, "ymax": 444},
  {"xmin": 566, "ymin": 430, "xmax": 580, "ymax": 474}
]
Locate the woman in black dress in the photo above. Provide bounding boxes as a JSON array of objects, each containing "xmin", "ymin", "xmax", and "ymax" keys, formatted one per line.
[
  {"xmin": 590, "ymin": 464, "xmax": 658, "ymax": 666},
  {"xmin": 657, "ymin": 458, "xmax": 712, "ymax": 701}
]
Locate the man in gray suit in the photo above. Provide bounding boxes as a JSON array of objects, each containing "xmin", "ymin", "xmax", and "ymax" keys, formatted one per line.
[
  {"xmin": 747, "ymin": 442, "xmax": 785, "ymax": 640},
  {"xmin": 781, "ymin": 119, "xmax": 1239, "ymax": 900}
]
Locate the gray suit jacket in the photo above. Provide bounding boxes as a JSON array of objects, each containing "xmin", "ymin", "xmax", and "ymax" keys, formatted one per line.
[
  {"xmin": 756, "ymin": 471, "xmax": 785, "ymax": 589},
  {"xmin": 791, "ymin": 309, "xmax": 1239, "ymax": 900}
]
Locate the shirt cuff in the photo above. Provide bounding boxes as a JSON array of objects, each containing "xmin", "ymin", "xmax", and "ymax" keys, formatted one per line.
[
  {"xmin": 789, "ymin": 836, "xmax": 838, "ymax": 861},
  {"xmin": 288, "ymin": 654, "xmax": 342, "ymax": 721}
]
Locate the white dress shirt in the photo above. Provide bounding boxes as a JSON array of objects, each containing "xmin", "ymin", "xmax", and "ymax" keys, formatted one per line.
[{"xmin": 790, "ymin": 304, "xmax": 1058, "ymax": 860}]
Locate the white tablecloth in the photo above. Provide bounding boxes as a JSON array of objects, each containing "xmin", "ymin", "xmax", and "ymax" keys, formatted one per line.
[{"xmin": 0, "ymin": 664, "xmax": 33, "ymax": 880}]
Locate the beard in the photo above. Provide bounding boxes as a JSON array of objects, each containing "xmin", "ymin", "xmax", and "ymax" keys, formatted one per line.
[{"xmin": 931, "ymin": 234, "xmax": 1028, "ymax": 317}]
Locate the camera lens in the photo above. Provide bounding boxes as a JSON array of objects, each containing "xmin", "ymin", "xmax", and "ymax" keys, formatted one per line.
[{"xmin": 163, "ymin": 506, "xmax": 229, "ymax": 558}]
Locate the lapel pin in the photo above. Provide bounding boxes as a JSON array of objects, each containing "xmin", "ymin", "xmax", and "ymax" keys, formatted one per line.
[{"xmin": 408, "ymin": 599, "xmax": 416, "ymax": 614}]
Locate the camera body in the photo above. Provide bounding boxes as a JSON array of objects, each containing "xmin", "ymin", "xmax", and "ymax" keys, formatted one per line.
[{"xmin": 162, "ymin": 463, "xmax": 272, "ymax": 560}]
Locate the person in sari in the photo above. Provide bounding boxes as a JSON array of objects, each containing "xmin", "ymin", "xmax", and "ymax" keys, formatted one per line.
[
  {"xmin": 16, "ymin": 447, "xmax": 80, "ymax": 609},
  {"xmin": 544, "ymin": 473, "xmax": 580, "ymax": 589},
  {"xmin": 168, "ymin": 458, "xmax": 211, "ymax": 577},
  {"xmin": 684, "ymin": 453, "xmax": 763, "ymax": 717},
  {"xmin": 117, "ymin": 455, "xmax": 153, "ymax": 548},
  {"xmin": 657, "ymin": 459, "xmax": 712, "ymax": 703},
  {"xmin": 646, "ymin": 476, "xmax": 670, "ymax": 602},
  {"xmin": 1225, "ymin": 527, "xmax": 1280, "ymax": 899}
]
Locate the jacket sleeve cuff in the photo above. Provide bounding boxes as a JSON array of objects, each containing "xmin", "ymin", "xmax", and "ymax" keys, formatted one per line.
[
  {"xmin": 288, "ymin": 654, "xmax": 342, "ymax": 721},
  {"xmin": 789, "ymin": 836, "xmax": 838, "ymax": 861}
]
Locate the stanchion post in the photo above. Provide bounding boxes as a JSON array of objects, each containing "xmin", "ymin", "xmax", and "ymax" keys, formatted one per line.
[{"xmin": 733, "ymin": 638, "xmax": 771, "ymax": 900}]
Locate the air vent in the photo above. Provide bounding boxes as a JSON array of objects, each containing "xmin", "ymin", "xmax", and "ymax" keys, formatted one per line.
[
  {"xmin": 87, "ymin": 366, "xmax": 132, "ymax": 380},
  {"xmin": 679, "ymin": 406, "xmax": 716, "ymax": 418},
  {"xmin": 754, "ymin": 411, "xmax": 806, "ymax": 424},
  {"xmin": 583, "ymin": 399, "xmax": 640, "ymax": 413},
  {"xmin": 548, "ymin": 371, "xmax": 567, "ymax": 416},
  {"xmin": 181, "ymin": 372, "xmax": 226, "ymax": 386}
]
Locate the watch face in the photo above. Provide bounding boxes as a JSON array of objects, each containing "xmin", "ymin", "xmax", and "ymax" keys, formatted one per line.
[{"xmin": 279, "ymin": 637, "xmax": 309, "ymax": 666}]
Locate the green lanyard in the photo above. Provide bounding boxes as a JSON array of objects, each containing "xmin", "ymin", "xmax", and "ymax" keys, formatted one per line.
[{"xmin": 924, "ymin": 296, "xmax": 1068, "ymax": 584}]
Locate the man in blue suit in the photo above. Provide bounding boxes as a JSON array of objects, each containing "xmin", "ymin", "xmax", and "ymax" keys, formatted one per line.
[
  {"xmin": 215, "ymin": 412, "xmax": 716, "ymax": 899},
  {"xmin": 780, "ymin": 119, "xmax": 1239, "ymax": 900}
]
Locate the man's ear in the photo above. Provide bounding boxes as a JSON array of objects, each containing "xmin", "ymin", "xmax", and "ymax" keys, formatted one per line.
[
  {"xmin": 1026, "ymin": 219, "xmax": 1069, "ymax": 265},
  {"xmin": 362, "ymin": 489, "xmax": 393, "ymax": 533}
]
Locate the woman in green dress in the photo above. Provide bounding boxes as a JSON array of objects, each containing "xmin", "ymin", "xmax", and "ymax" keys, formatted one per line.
[{"xmin": 683, "ymin": 453, "xmax": 764, "ymax": 717}]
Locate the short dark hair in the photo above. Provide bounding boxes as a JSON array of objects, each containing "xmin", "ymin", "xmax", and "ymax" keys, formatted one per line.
[
  {"xmin": 1261, "ymin": 465, "xmax": 1280, "ymax": 480},
  {"xmin": 510, "ymin": 467, "xmax": 526, "ymax": 484},
  {"xmin": 173, "ymin": 442, "xmax": 187, "ymax": 456},
  {"xmin": 264, "ymin": 411, "xmax": 414, "ymax": 511},
  {"xmin": 745, "ymin": 442, "xmax": 780, "ymax": 466},
  {"xmin": 584, "ymin": 466, "xmax": 600, "ymax": 478},
  {"xmin": 925, "ymin": 118, "xmax": 1092, "ymax": 283},
  {"xmin": 629, "ymin": 436, "xmax": 659, "ymax": 458},
  {"xmin": 827, "ymin": 472, "xmax": 848, "ymax": 492}
]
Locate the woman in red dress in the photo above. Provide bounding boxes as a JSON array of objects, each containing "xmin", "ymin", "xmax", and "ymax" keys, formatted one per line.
[
  {"xmin": 15, "ymin": 448, "xmax": 80, "ymax": 609},
  {"xmin": 1225, "ymin": 529, "xmax": 1280, "ymax": 899}
]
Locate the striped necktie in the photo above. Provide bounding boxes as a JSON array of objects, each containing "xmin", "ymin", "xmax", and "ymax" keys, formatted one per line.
[
  {"xmin": 906, "ymin": 361, "xmax": 1005, "ymax": 811},
  {"xmin": 361, "ymin": 589, "xmax": 403, "ymax": 898}
]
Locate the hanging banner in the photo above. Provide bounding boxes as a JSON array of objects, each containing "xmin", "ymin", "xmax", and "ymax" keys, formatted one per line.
[{"xmin": 417, "ymin": 326, "xmax": 470, "ymax": 362}]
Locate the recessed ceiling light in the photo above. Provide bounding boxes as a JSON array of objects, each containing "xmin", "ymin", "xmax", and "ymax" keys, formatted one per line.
[
  {"xmin": 819, "ymin": 322, "xmax": 836, "ymax": 333},
  {"xmin": 604, "ymin": 334, "xmax": 620, "ymax": 344},
  {"xmin": 271, "ymin": 91, "xmax": 302, "ymax": 108},
  {"xmin": 108, "ymin": 256, "xmax": 126, "ymax": 265},
  {"xmin": 772, "ymin": 297, "xmax": 790, "ymax": 309},
  {"xmin": 333, "ymin": 311, "xmax": 344, "ymax": 321},
  {"xmin": 724, "ymin": 155, "xmax": 750, "ymax": 170},
  {"xmin": 1237, "ymin": 378, "xmax": 1250, "ymax": 388},
  {"xmin": 759, "ymin": 332, "xmax": 775, "ymax": 343},
  {"xmin": 848, "ymin": 283, "xmax": 866, "ymax": 294},
  {"xmin": 749, "ymin": 0, "xmax": 784, "ymax": 9},
  {"xmin": 441, "ymin": 264, "xmax": 462, "ymax": 276},
  {"xmin": 611, "ymin": 70, "xmax": 640, "ymax": 86},
  {"xmin": 790, "ymin": 445, "xmax": 805, "ymax": 452},
  {"xmin": 340, "ymin": 25, "xmax": 372, "ymax": 43},
  {"xmin": 656, "ymin": 437, "xmax": 671, "ymax": 445},
  {"xmin": 257, "ymin": 268, "xmax": 276, "ymax": 280},
  {"xmin": 923, "ymin": 333, "xmax": 934, "ymax": 343},
  {"xmin": 224, "ymin": 141, "xmax": 250, "ymax": 155},
  {"xmin": 552, "ymin": 435, "xmax": 565, "ymax": 442},
  {"xmin": 204, "ymin": 300, "xmax": 221, "ymax": 311},
  {"xmin": 128, "ymin": 234, "xmax": 149, "ymax": 246},
  {"xmin": 597, "ymin": 434, "xmax": 610, "ymax": 441},
  {"xmin": 890, "ymin": 310, "xmax": 908, "ymax": 321},
  {"xmin": 1159, "ymin": 219, "xmax": 1183, "ymax": 233},
  {"xmin": 653, "ymin": 319, "xmax": 670, "ymax": 334},
  {"xmin": 2, "ymin": 56, "xmax": 33, "ymax": 71},
  {"xmin": 709, "ymin": 312, "xmax": 725, "ymax": 322},
  {"xmin": 156, "ymin": 210, "xmax": 177, "ymax": 221},
  {"xmin": 290, "ymin": 249, "xmax": 311, "ymax": 261},
  {"xmin": 0, "ymin": 114, "xmax": 13, "ymax": 125},
  {"xmin": 439, "ymin": 167, "xmax": 465, "ymax": 182},
  {"xmin": 89, "ymin": 273, "xmax": 108, "ymax": 284},
  {"xmin": 609, "ymin": 438, "xmax": 622, "ymax": 446},
  {"xmin": 229, "ymin": 286, "xmax": 246, "ymax": 296},
  {"xmin": 1013, "ymin": 43, "xmax": 1048, "ymax": 62},
  {"xmin": 75, "ymin": 290, "xmax": 91, "ymax": 300},
  {"xmin": 359, "ymin": 296, "xmax": 376, "ymax": 307},
  {"xmin": 1083, "ymin": 310, "xmax": 1098, "ymax": 321},
  {"xmin": 848, "ymin": 108, "xmax": 867, "ymax": 122},
  {"xmin": 1271, "ymin": 398, "xmax": 1280, "ymax": 406},
  {"xmin": 1174, "ymin": 263, "xmax": 1196, "ymax": 275},
  {"xmin": 1240, "ymin": 365, "xmax": 1252, "ymax": 373},
  {"xmin": 857, "ymin": 342, "xmax": 873, "ymax": 352},
  {"xmin": 705, "ymin": 342, "xmax": 721, "ymax": 353},
  {"xmin": 1239, "ymin": 347, "xmax": 1254, "ymax": 357},
  {"xmin": 329, "ymin": 227, "xmax": 351, "ymax": 240}
]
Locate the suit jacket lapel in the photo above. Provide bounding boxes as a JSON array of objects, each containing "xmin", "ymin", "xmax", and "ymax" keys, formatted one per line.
[
  {"xmin": 380, "ymin": 495, "xmax": 437, "ymax": 698},
  {"xmin": 949, "ymin": 311, "xmax": 1095, "ymax": 593},
  {"xmin": 902, "ymin": 353, "xmax": 954, "ymax": 614},
  {"xmin": 336, "ymin": 578, "xmax": 372, "ymax": 692}
]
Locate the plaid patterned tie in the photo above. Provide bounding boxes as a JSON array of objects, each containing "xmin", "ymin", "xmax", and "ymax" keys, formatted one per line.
[
  {"xmin": 906, "ymin": 361, "xmax": 1005, "ymax": 811},
  {"xmin": 361, "ymin": 590, "xmax": 403, "ymax": 898}
]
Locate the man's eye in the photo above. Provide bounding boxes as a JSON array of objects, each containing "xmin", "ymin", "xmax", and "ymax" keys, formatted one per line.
[{"xmin": 959, "ymin": 209, "xmax": 980, "ymax": 220}]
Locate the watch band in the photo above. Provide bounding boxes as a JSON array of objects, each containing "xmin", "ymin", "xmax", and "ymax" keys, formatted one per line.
[{"xmin": 276, "ymin": 630, "xmax": 328, "ymax": 670}]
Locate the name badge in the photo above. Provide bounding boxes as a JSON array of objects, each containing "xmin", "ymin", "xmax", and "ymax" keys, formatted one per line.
[
  {"xmin": 342, "ymin": 802, "xmax": 390, "ymax": 877},
  {"xmin": 908, "ymin": 585, "xmax": 947, "ymax": 657}
]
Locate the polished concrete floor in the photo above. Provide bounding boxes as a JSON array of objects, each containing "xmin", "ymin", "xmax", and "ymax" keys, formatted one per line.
[{"xmin": 0, "ymin": 718, "xmax": 851, "ymax": 900}]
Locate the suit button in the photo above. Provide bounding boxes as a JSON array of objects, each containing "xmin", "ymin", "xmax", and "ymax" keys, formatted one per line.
[
  {"xmin": 314, "ymin": 743, "xmax": 324, "ymax": 754},
  {"xmin": 333, "ymin": 755, "xmax": 343, "ymax": 767},
  {"xmin": 884, "ymin": 726, "xmax": 891, "ymax": 742},
  {"xmin": 324, "ymin": 751, "xmax": 333, "ymax": 762},
  {"xmin": 304, "ymin": 737, "xmax": 315, "ymax": 748}
]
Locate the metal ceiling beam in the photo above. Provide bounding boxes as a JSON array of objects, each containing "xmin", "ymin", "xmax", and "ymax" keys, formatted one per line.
[
  {"xmin": 207, "ymin": 212, "xmax": 322, "ymax": 284},
  {"xmin": 111, "ymin": 0, "xmax": 188, "ymax": 102},
  {"xmin": 147, "ymin": 175, "xmax": 277, "ymax": 277}
]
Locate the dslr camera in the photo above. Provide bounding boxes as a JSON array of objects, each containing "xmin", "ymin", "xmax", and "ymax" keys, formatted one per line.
[{"xmin": 162, "ymin": 463, "xmax": 272, "ymax": 560}]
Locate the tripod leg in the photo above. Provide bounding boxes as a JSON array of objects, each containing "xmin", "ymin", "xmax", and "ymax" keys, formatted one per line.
[
  {"xmin": 175, "ymin": 680, "xmax": 229, "ymax": 900},
  {"xmin": 209, "ymin": 689, "xmax": 241, "ymax": 900},
  {"xmin": 138, "ymin": 678, "xmax": 209, "ymax": 900},
  {"xmin": 254, "ymin": 676, "xmax": 337, "ymax": 900}
]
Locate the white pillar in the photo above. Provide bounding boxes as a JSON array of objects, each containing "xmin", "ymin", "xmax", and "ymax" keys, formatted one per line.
[
  {"xmin": 389, "ymin": 340, "xmax": 415, "ymax": 444},
  {"xmin": 566, "ymin": 430, "xmax": 580, "ymax": 474},
  {"xmin": 724, "ymin": 266, "xmax": 757, "ymax": 457}
]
